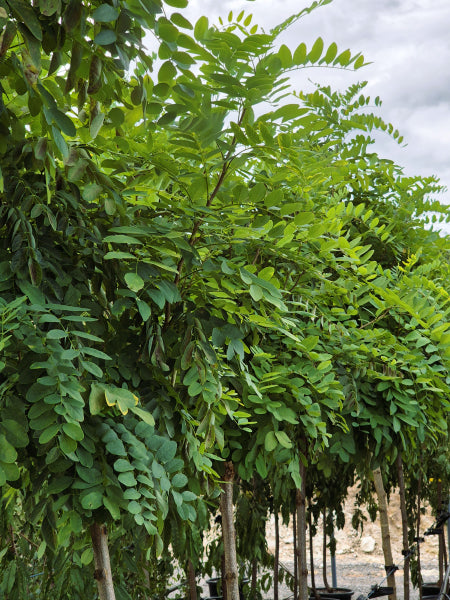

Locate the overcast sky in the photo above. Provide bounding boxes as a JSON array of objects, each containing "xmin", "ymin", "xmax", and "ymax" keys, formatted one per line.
[{"xmin": 183, "ymin": 0, "xmax": 450, "ymax": 231}]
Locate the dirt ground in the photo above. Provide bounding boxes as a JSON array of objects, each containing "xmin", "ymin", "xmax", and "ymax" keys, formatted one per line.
[{"xmin": 264, "ymin": 486, "xmax": 445, "ymax": 600}]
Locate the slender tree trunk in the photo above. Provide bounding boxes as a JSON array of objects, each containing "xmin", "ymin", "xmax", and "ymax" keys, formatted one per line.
[
  {"xmin": 90, "ymin": 523, "xmax": 116, "ymax": 600},
  {"xmin": 142, "ymin": 567, "xmax": 151, "ymax": 600},
  {"xmin": 417, "ymin": 472, "xmax": 422, "ymax": 600},
  {"xmin": 373, "ymin": 467, "xmax": 397, "ymax": 600},
  {"xmin": 220, "ymin": 461, "xmax": 240, "ymax": 600},
  {"xmin": 323, "ymin": 508, "xmax": 331, "ymax": 592},
  {"xmin": 188, "ymin": 559, "xmax": 197, "ymax": 600},
  {"xmin": 251, "ymin": 558, "xmax": 258, "ymax": 599},
  {"xmin": 222, "ymin": 554, "xmax": 228, "ymax": 600},
  {"xmin": 308, "ymin": 503, "xmax": 317, "ymax": 597},
  {"xmin": 438, "ymin": 480, "xmax": 444, "ymax": 586},
  {"xmin": 296, "ymin": 459, "xmax": 308, "ymax": 600},
  {"xmin": 274, "ymin": 509, "xmax": 280, "ymax": 600},
  {"xmin": 443, "ymin": 524, "xmax": 448, "ymax": 570},
  {"xmin": 396, "ymin": 455, "xmax": 409, "ymax": 600},
  {"xmin": 293, "ymin": 506, "xmax": 298, "ymax": 600}
]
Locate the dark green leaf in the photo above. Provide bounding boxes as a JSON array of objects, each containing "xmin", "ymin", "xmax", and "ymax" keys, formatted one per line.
[
  {"xmin": 10, "ymin": 0, "xmax": 43, "ymax": 40},
  {"xmin": 0, "ymin": 434, "xmax": 18, "ymax": 463},
  {"xmin": 171, "ymin": 473, "xmax": 188, "ymax": 488},
  {"xmin": 81, "ymin": 490, "xmax": 103, "ymax": 510},
  {"xmin": 90, "ymin": 112, "xmax": 105, "ymax": 139},
  {"xmin": 118, "ymin": 471, "xmax": 138, "ymax": 487},
  {"xmin": 92, "ymin": 4, "xmax": 119, "ymax": 22},
  {"xmin": 125, "ymin": 272, "xmax": 145, "ymax": 292},
  {"xmin": 62, "ymin": 422, "xmax": 84, "ymax": 441},
  {"xmin": 81, "ymin": 360, "xmax": 103, "ymax": 378},
  {"xmin": 94, "ymin": 29, "xmax": 117, "ymax": 45},
  {"xmin": 49, "ymin": 108, "xmax": 76, "ymax": 137}
]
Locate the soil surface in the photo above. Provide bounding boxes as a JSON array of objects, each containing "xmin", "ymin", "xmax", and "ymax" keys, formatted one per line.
[{"xmin": 264, "ymin": 486, "xmax": 444, "ymax": 600}]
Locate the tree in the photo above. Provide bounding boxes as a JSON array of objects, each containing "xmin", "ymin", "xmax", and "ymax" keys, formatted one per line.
[{"xmin": 1, "ymin": 0, "xmax": 450, "ymax": 597}]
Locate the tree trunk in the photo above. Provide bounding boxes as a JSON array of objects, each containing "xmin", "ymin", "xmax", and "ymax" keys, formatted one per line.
[
  {"xmin": 222, "ymin": 554, "xmax": 228, "ymax": 600},
  {"xmin": 274, "ymin": 509, "xmax": 279, "ymax": 600},
  {"xmin": 373, "ymin": 467, "xmax": 397, "ymax": 600},
  {"xmin": 417, "ymin": 472, "xmax": 422, "ymax": 600},
  {"xmin": 396, "ymin": 455, "xmax": 409, "ymax": 600},
  {"xmin": 220, "ymin": 461, "xmax": 240, "ymax": 600},
  {"xmin": 293, "ymin": 505, "xmax": 298, "ymax": 600},
  {"xmin": 309, "ymin": 503, "xmax": 317, "ymax": 597},
  {"xmin": 251, "ymin": 558, "xmax": 258, "ymax": 599},
  {"xmin": 90, "ymin": 523, "xmax": 116, "ymax": 600},
  {"xmin": 323, "ymin": 508, "xmax": 331, "ymax": 592},
  {"xmin": 188, "ymin": 559, "xmax": 197, "ymax": 600},
  {"xmin": 438, "ymin": 479, "xmax": 444, "ymax": 586},
  {"xmin": 296, "ymin": 459, "xmax": 308, "ymax": 600}
]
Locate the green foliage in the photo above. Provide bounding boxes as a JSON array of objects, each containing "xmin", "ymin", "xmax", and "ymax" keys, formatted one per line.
[{"xmin": 0, "ymin": 0, "xmax": 449, "ymax": 595}]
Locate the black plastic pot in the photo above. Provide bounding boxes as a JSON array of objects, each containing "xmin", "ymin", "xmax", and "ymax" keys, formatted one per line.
[
  {"xmin": 239, "ymin": 577, "xmax": 250, "ymax": 600},
  {"xmin": 310, "ymin": 588, "xmax": 354, "ymax": 600},
  {"xmin": 422, "ymin": 584, "xmax": 441, "ymax": 597},
  {"xmin": 368, "ymin": 587, "xmax": 394, "ymax": 598},
  {"xmin": 206, "ymin": 576, "xmax": 249, "ymax": 600},
  {"xmin": 206, "ymin": 579, "xmax": 221, "ymax": 597}
]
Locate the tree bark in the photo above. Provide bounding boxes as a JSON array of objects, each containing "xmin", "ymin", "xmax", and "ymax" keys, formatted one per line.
[
  {"xmin": 309, "ymin": 503, "xmax": 317, "ymax": 597},
  {"xmin": 274, "ymin": 509, "xmax": 279, "ymax": 600},
  {"xmin": 323, "ymin": 508, "xmax": 331, "ymax": 592},
  {"xmin": 251, "ymin": 558, "xmax": 258, "ymax": 599},
  {"xmin": 293, "ymin": 505, "xmax": 298, "ymax": 600},
  {"xmin": 396, "ymin": 455, "xmax": 409, "ymax": 600},
  {"xmin": 417, "ymin": 472, "xmax": 422, "ymax": 600},
  {"xmin": 438, "ymin": 479, "xmax": 444, "ymax": 586},
  {"xmin": 296, "ymin": 459, "xmax": 308, "ymax": 600},
  {"xmin": 220, "ymin": 461, "xmax": 240, "ymax": 600},
  {"xmin": 373, "ymin": 468, "xmax": 397, "ymax": 600},
  {"xmin": 188, "ymin": 559, "xmax": 197, "ymax": 600},
  {"xmin": 90, "ymin": 523, "xmax": 116, "ymax": 600},
  {"xmin": 222, "ymin": 554, "xmax": 228, "ymax": 600}
]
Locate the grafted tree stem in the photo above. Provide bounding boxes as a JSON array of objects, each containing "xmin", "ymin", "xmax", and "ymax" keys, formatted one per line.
[
  {"xmin": 373, "ymin": 468, "xmax": 397, "ymax": 600},
  {"xmin": 90, "ymin": 523, "xmax": 116, "ymax": 600},
  {"xmin": 220, "ymin": 461, "xmax": 240, "ymax": 600}
]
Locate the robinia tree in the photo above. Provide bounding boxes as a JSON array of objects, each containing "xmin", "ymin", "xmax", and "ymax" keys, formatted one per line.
[{"xmin": 1, "ymin": 0, "xmax": 450, "ymax": 598}]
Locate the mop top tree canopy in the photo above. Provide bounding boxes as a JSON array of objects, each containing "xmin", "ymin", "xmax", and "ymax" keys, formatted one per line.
[{"xmin": 1, "ymin": 0, "xmax": 450, "ymax": 597}]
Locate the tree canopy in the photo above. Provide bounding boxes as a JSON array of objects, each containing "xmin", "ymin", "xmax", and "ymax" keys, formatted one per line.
[{"xmin": 1, "ymin": 0, "xmax": 449, "ymax": 597}]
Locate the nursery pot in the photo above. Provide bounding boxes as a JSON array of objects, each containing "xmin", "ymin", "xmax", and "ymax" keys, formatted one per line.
[
  {"xmin": 368, "ymin": 587, "xmax": 394, "ymax": 599},
  {"xmin": 206, "ymin": 578, "xmax": 221, "ymax": 597},
  {"xmin": 311, "ymin": 588, "xmax": 354, "ymax": 600},
  {"xmin": 421, "ymin": 584, "xmax": 441, "ymax": 597},
  {"xmin": 239, "ymin": 577, "xmax": 250, "ymax": 600}
]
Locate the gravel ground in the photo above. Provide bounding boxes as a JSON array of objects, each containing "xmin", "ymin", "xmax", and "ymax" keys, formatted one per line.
[
  {"xmin": 262, "ymin": 486, "xmax": 443, "ymax": 600},
  {"xmin": 197, "ymin": 487, "xmax": 445, "ymax": 600}
]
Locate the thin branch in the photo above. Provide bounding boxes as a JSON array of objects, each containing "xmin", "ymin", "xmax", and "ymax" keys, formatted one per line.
[
  {"xmin": 252, "ymin": 247, "xmax": 261, "ymax": 265},
  {"xmin": 359, "ymin": 309, "xmax": 390, "ymax": 329},
  {"xmin": 19, "ymin": 531, "xmax": 40, "ymax": 549},
  {"xmin": 167, "ymin": 106, "xmax": 247, "ymax": 326}
]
